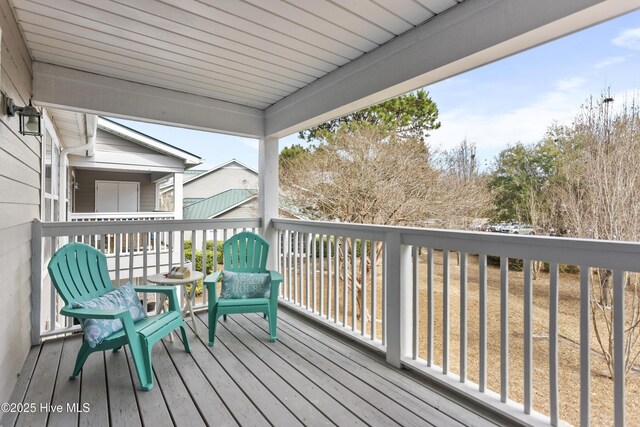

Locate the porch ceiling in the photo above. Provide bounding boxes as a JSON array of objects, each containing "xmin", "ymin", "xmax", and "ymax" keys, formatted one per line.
[{"xmin": 11, "ymin": 0, "xmax": 640, "ymax": 138}]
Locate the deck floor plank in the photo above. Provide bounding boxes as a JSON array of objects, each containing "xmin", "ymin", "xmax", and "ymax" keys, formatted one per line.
[
  {"xmin": 16, "ymin": 340, "xmax": 62, "ymax": 427},
  {"xmin": 238, "ymin": 314, "xmax": 433, "ymax": 426},
  {"xmin": 277, "ymin": 309, "xmax": 498, "ymax": 427},
  {"xmin": 214, "ymin": 317, "xmax": 335, "ymax": 426},
  {"xmin": 192, "ymin": 320, "xmax": 304, "ymax": 427},
  {"xmin": 9, "ymin": 309, "xmax": 504, "ymax": 427},
  {"xmin": 1, "ymin": 345, "xmax": 41, "ymax": 427},
  {"xmin": 124, "ymin": 347, "xmax": 173, "ymax": 427},
  {"xmin": 208, "ymin": 314, "xmax": 399, "ymax": 427},
  {"xmin": 161, "ymin": 335, "xmax": 238, "ymax": 426},
  {"xmin": 105, "ymin": 347, "xmax": 142, "ymax": 427},
  {"xmin": 151, "ymin": 340, "xmax": 205, "ymax": 427},
  {"xmin": 223, "ymin": 314, "xmax": 365, "ymax": 426},
  {"xmin": 48, "ymin": 336, "xmax": 82, "ymax": 427},
  {"xmin": 273, "ymin": 312, "xmax": 466, "ymax": 426},
  {"xmin": 79, "ymin": 350, "xmax": 109, "ymax": 427},
  {"xmin": 174, "ymin": 324, "xmax": 268, "ymax": 427}
]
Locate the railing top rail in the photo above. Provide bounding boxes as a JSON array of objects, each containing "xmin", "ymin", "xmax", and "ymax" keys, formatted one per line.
[
  {"xmin": 69, "ymin": 212, "xmax": 176, "ymax": 219},
  {"xmin": 273, "ymin": 218, "xmax": 640, "ymax": 271},
  {"xmin": 38, "ymin": 217, "xmax": 261, "ymax": 237}
]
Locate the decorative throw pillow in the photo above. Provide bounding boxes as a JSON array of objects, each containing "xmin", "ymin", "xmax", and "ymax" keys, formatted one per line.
[
  {"xmin": 220, "ymin": 270, "xmax": 271, "ymax": 300},
  {"xmin": 72, "ymin": 282, "xmax": 147, "ymax": 348}
]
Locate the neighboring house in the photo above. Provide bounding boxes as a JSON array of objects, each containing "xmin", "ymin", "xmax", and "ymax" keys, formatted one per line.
[
  {"xmin": 161, "ymin": 159, "xmax": 258, "ymax": 218},
  {"xmin": 67, "ymin": 116, "xmax": 201, "ymax": 221},
  {"xmin": 160, "ymin": 159, "xmax": 259, "ymax": 245}
]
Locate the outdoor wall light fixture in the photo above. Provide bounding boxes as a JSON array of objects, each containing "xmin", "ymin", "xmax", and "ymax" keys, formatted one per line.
[{"xmin": 6, "ymin": 97, "xmax": 42, "ymax": 136}]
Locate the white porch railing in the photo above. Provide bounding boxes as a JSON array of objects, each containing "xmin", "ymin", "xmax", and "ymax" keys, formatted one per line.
[
  {"xmin": 272, "ymin": 218, "xmax": 640, "ymax": 427},
  {"xmin": 68, "ymin": 212, "xmax": 177, "ymax": 255},
  {"xmin": 31, "ymin": 217, "xmax": 260, "ymax": 342}
]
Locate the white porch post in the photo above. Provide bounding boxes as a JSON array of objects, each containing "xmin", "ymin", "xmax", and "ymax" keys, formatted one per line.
[
  {"xmin": 173, "ymin": 172, "xmax": 183, "ymax": 220},
  {"xmin": 385, "ymin": 231, "xmax": 413, "ymax": 368},
  {"xmin": 259, "ymin": 136, "xmax": 279, "ymax": 270}
]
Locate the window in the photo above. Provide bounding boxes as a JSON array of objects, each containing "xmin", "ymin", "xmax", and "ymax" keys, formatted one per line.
[{"xmin": 42, "ymin": 129, "xmax": 60, "ymax": 222}]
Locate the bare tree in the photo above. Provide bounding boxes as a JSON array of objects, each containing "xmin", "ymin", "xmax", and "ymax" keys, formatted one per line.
[
  {"xmin": 281, "ymin": 124, "xmax": 492, "ymax": 319},
  {"xmin": 552, "ymin": 92, "xmax": 640, "ymax": 376}
]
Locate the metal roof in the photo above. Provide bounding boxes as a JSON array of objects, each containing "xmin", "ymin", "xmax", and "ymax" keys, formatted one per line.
[{"xmin": 183, "ymin": 189, "xmax": 257, "ymax": 219}]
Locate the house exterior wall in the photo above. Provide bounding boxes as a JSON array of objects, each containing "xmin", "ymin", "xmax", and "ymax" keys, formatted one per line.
[
  {"xmin": 0, "ymin": 4, "xmax": 37, "ymax": 405},
  {"xmin": 73, "ymin": 169, "xmax": 156, "ymax": 212},
  {"xmin": 69, "ymin": 128, "xmax": 185, "ymax": 173},
  {"xmin": 183, "ymin": 162, "xmax": 257, "ymax": 199},
  {"xmin": 216, "ymin": 201, "xmax": 257, "ymax": 219}
]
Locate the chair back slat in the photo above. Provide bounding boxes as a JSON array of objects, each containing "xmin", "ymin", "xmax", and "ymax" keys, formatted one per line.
[
  {"xmin": 223, "ymin": 232, "xmax": 268, "ymax": 273},
  {"xmin": 48, "ymin": 242, "xmax": 115, "ymax": 305}
]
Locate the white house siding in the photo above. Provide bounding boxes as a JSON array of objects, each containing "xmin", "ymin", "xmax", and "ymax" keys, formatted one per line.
[
  {"xmin": 0, "ymin": 2, "xmax": 37, "ymax": 405},
  {"xmin": 73, "ymin": 170, "xmax": 156, "ymax": 212},
  {"xmin": 70, "ymin": 128, "xmax": 185, "ymax": 173},
  {"xmin": 183, "ymin": 162, "xmax": 257, "ymax": 198}
]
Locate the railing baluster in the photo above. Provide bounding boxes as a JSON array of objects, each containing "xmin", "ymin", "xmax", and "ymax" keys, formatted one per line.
[
  {"xmin": 294, "ymin": 231, "xmax": 299, "ymax": 304},
  {"xmin": 288, "ymin": 230, "xmax": 292, "ymax": 301},
  {"xmin": 115, "ymin": 233, "xmax": 121, "ymax": 285},
  {"xmin": 500, "ymin": 256, "xmax": 509, "ymax": 403},
  {"xmin": 460, "ymin": 252, "xmax": 467, "ymax": 383},
  {"xmin": 479, "ymin": 253, "xmax": 487, "ymax": 392},
  {"xmin": 312, "ymin": 233, "xmax": 317, "ymax": 311},
  {"xmin": 343, "ymin": 237, "xmax": 347, "ymax": 326},
  {"xmin": 305, "ymin": 233, "xmax": 311, "ymax": 309},
  {"xmin": 613, "ymin": 269, "xmax": 625, "ymax": 427},
  {"xmin": 382, "ymin": 241, "xmax": 387, "ymax": 346},
  {"xmin": 334, "ymin": 236, "xmax": 339, "ymax": 323},
  {"xmin": 360, "ymin": 239, "xmax": 366, "ymax": 335},
  {"xmin": 299, "ymin": 231, "xmax": 304, "ymax": 307},
  {"xmin": 523, "ymin": 259, "xmax": 533, "ymax": 413},
  {"xmin": 351, "ymin": 238, "xmax": 357, "ymax": 332},
  {"xmin": 443, "ymin": 249, "xmax": 450, "ymax": 374},
  {"xmin": 327, "ymin": 237, "xmax": 332, "ymax": 320},
  {"xmin": 180, "ymin": 231, "xmax": 185, "ymax": 266},
  {"xmin": 155, "ymin": 231, "xmax": 160, "ymax": 274},
  {"xmin": 579, "ymin": 266, "xmax": 591, "ymax": 427},
  {"xmin": 142, "ymin": 233, "xmax": 148, "ymax": 310},
  {"xmin": 412, "ymin": 245, "xmax": 419, "ymax": 359},
  {"xmin": 200, "ymin": 229, "xmax": 206, "ymax": 304},
  {"xmin": 321, "ymin": 236, "xmax": 325, "ymax": 317},
  {"xmin": 549, "ymin": 262, "xmax": 559, "ymax": 424},
  {"xmin": 427, "ymin": 248, "xmax": 434, "ymax": 366},
  {"xmin": 371, "ymin": 241, "xmax": 377, "ymax": 340},
  {"xmin": 128, "ymin": 233, "xmax": 134, "ymax": 283}
]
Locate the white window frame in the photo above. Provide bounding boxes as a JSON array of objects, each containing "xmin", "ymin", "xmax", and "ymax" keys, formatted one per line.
[{"xmin": 41, "ymin": 115, "xmax": 61, "ymax": 222}]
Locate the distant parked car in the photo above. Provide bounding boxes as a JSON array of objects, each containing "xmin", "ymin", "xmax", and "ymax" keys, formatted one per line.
[{"xmin": 511, "ymin": 224, "xmax": 535, "ymax": 235}]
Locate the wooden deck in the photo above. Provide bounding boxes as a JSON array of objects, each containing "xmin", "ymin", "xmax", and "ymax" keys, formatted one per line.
[{"xmin": 4, "ymin": 309, "xmax": 501, "ymax": 427}]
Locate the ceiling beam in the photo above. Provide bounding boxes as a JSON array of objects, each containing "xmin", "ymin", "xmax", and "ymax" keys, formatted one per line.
[
  {"xmin": 33, "ymin": 62, "xmax": 265, "ymax": 137},
  {"xmin": 265, "ymin": 0, "xmax": 640, "ymax": 138}
]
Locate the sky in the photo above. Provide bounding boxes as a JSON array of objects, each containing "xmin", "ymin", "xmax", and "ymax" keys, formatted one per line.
[{"xmin": 111, "ymin": 9, "xmax": 640, "ymax": 171}]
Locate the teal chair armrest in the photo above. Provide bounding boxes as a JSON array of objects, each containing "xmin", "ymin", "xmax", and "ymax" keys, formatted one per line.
[
  {"xmin": 135, "ymin": 285, "xmax": 180, "ymax": 311},
  {"xmin": 205, "ymin": 271, "xmax": 222, "ymax": 305},
  {"xmin": 269, "ymin": 271, "xmax": 282, "ymax": 301},
  {"xmin": 60, "ymin": 306, "xmax": 130, "ymax": 320}
]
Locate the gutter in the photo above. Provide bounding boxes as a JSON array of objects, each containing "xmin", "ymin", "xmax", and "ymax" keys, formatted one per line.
[{"xmin": 58, "ymin": 114, "xmax": 97, "ymax": 221}]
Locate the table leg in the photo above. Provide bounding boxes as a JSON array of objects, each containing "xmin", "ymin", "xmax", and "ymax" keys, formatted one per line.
[{"xmin": 182, "ymin": 282, "xmax": 199, "ymax": 335}]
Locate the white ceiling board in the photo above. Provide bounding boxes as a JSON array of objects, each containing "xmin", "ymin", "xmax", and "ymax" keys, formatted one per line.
[
  {"xmin": 265, "ymin": 0, "xmax": 640, "ymax": 137},
  {"xmin": 13, "ymin": 0, "xmax": 637, "ymax": 139}
]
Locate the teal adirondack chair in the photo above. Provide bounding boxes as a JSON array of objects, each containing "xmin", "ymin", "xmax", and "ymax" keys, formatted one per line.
[
  {"xmin": 205, "ymin": 232, "xmax": 283, "ymax": 346},
  {"xmin": 48, "ymin": 242, "xmax": 191, "ymax": 391}
]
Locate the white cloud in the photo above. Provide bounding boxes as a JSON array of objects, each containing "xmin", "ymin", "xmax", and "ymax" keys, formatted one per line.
[
  {"xmin": 428, "ymin": 78, "xmax": 591, "ymax": 160},
  {"xmin": 555, "ymin": 77, "xmax": 587, "ymax": 91},
  {"xmin": 613, "ymin": 28, "xmax": 640, "ymax": 50},
  {"xmin": 595, "ymin": 55, "xmax": 630, "ymax": 69}
]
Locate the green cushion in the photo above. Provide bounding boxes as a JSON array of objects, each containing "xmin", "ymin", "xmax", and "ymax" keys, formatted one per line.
[
  {"xmin": 220, "ymin": 270, "xmax": 271, "ymax": 300},
  {"xmin": 72, "ymin": 282, "xmax": 147, "ymax": 348}
]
